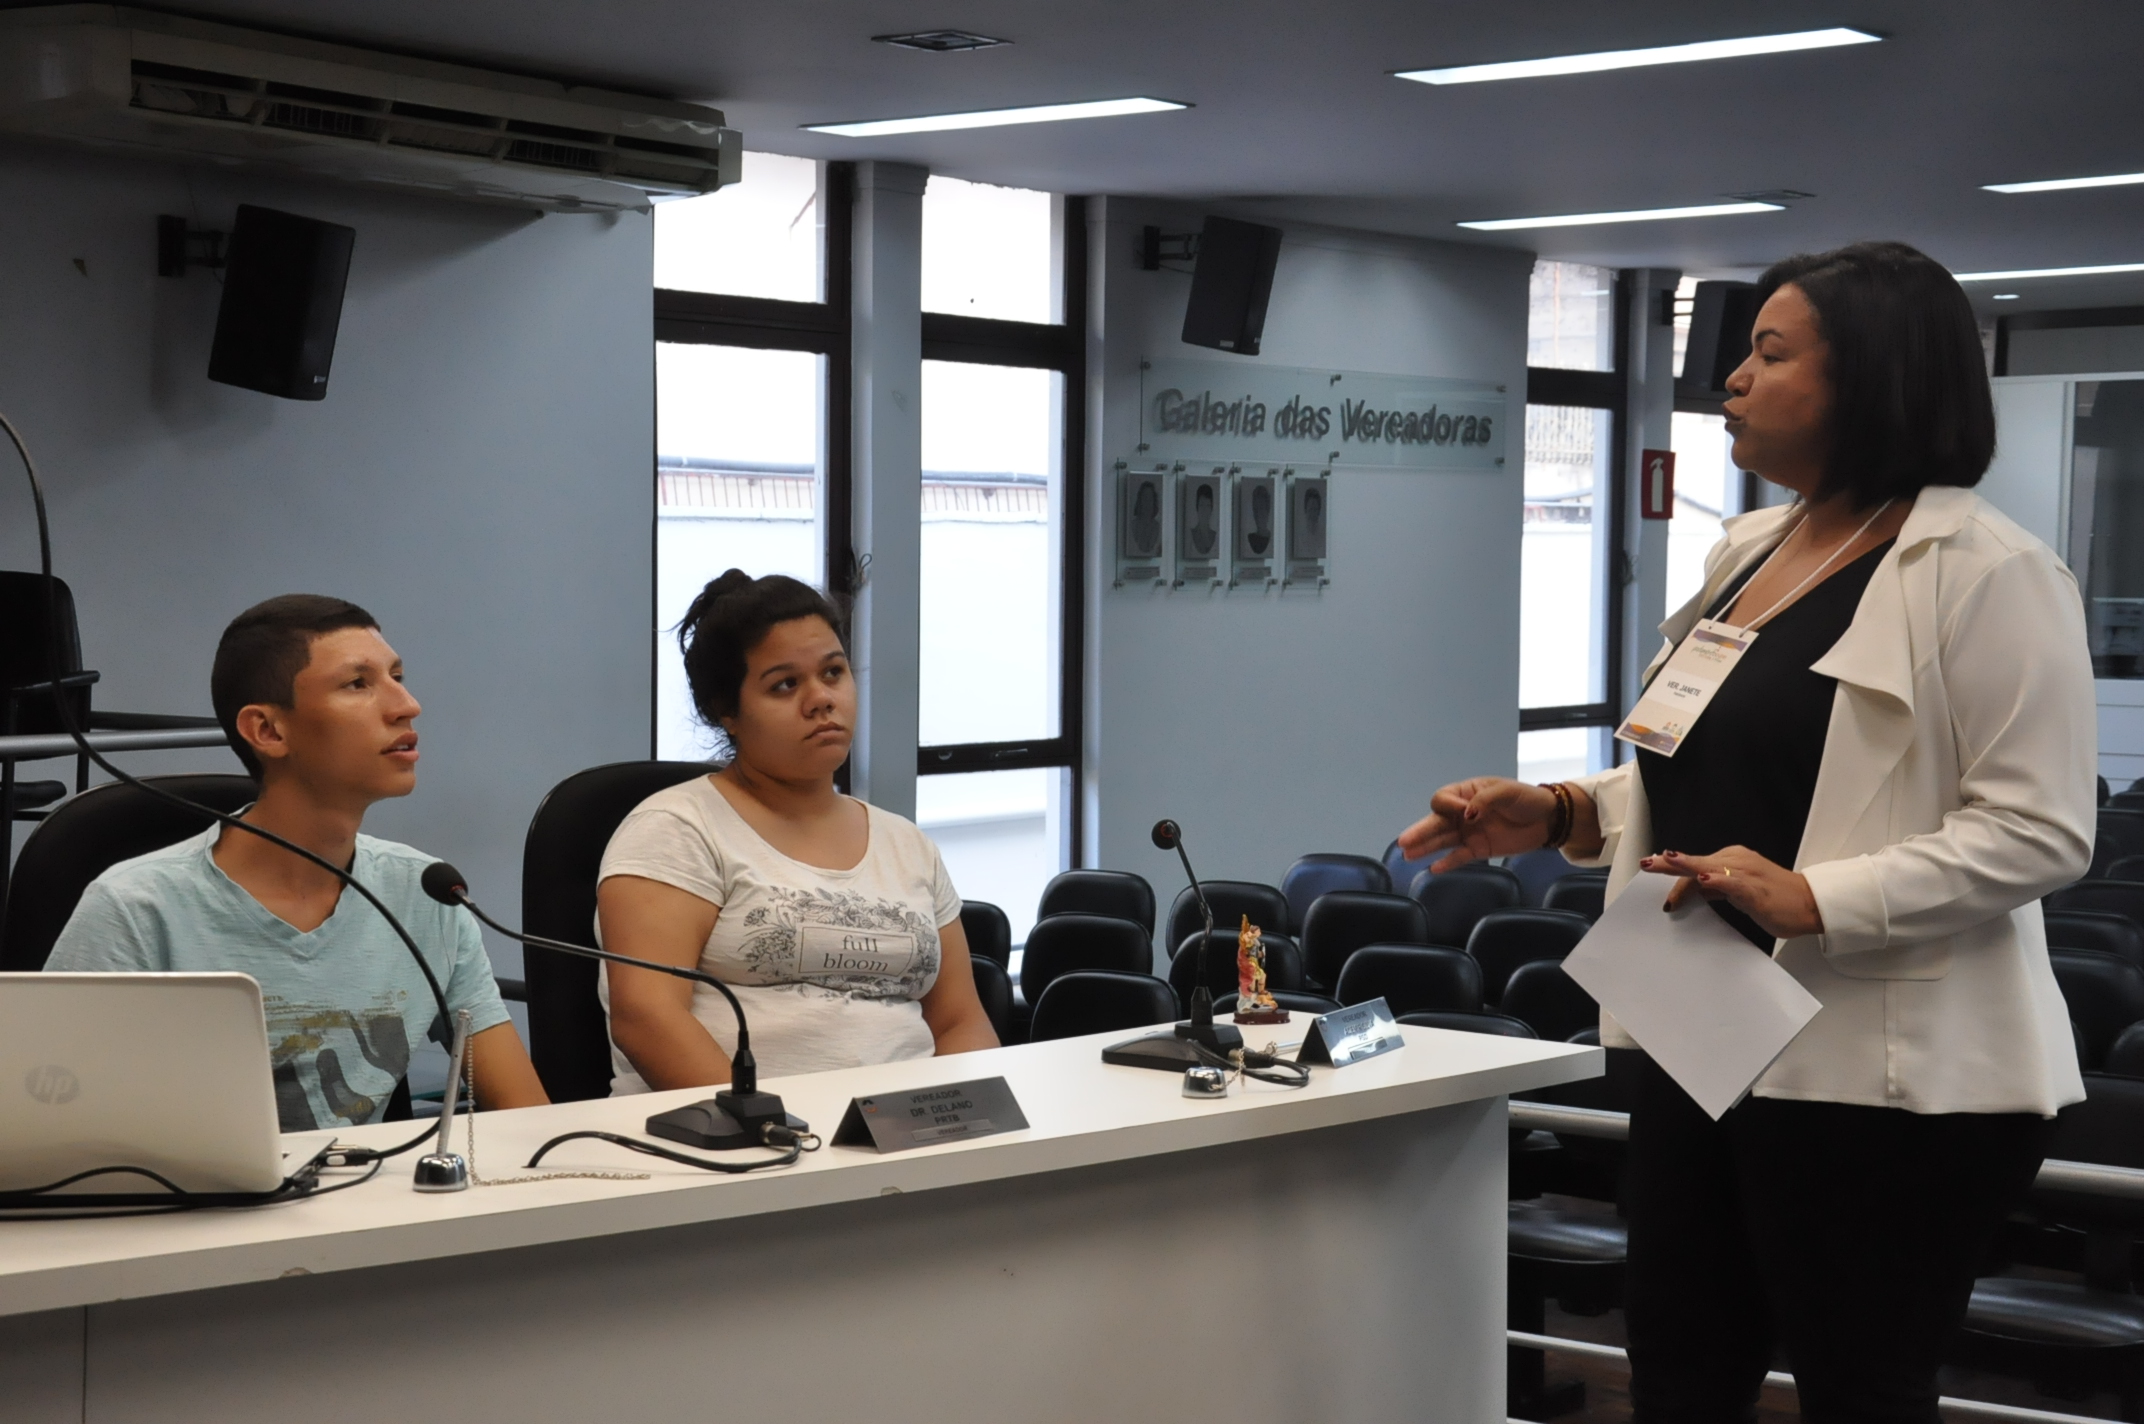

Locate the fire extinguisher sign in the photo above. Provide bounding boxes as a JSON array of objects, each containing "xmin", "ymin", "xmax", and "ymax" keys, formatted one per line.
[{"xmin": 1639, "ymin": 449, "xmax": 1676, "ymax": 520}]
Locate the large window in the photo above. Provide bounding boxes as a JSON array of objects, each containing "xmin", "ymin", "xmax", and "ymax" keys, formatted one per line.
[
  {"xmin": 915, "ymin": 178, "xmax": 1083, "ymax": 939},
  {"xmin": 652, "ymin": 156, "xmax": 851, "ymax": 760},
  {"xmin": 1666, "ymin": 411, "xmax": 1735, "ymax": 616},
  {"xmin": 1519, "ymin": 262, "xmax": 1624, "ymax": 777}
]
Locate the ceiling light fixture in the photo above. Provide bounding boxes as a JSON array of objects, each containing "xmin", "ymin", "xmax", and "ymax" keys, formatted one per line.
[
  {"xmin": 805, "ymin": 96, "xmax": 1185, "ymax": 137},
  {"xmin": 872, "ymin": 31, "xmax": 1009, "ymax": 53},
  {"xmin": 1458, "ymin": 201, "xmax": 1782, "ymax": 232},
  {"xmin": 1396, "ymin": 27, "xmax": 1879, "ymax": 86},
  {"xmin": 1951, "ymin": 262, "xmax": 2144, "ymax": 282},
  {"xmin": 1984, "ymin": 171, "xmax": 2144, "ymax": 195},
  {"xmin": 1992, "ymin": 294, "xmax": 2021, "ymax": 300}
]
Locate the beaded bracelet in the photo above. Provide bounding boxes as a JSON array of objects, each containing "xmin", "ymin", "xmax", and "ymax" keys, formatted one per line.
[{"xmin": 1538, "ymin": 781, "xmax": 1574, "ymax": 851}]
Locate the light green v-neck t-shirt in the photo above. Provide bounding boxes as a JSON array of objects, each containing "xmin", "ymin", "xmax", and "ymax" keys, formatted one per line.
[{"xmin": 45, "ymin": 824, "xmax": 510, "ymax": 1132}]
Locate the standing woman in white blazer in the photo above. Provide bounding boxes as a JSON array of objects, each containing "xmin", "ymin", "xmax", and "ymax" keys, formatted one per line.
[{"xmin": 1400, "ymin": 241, "xmax": 2096, "ymax": 1424}]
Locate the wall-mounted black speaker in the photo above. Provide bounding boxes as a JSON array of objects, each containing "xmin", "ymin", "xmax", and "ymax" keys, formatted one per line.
[
  {"xmin": 1181, "ymin": 216, "xmax": 1283, "ymax": 357},
  {"xmin": 208, "ymin": 205, "xmax": 356, "ymax": 401},
  {"xmin": 1678, "ymin": 280, "xmax": 1760, "ymax": 399}
]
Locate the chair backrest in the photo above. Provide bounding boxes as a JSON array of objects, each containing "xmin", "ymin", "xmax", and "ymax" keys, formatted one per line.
[
  {"xmin": 2104, "ymin": 1021, "xmax": 2144, "ymax": 1080},
  {"xmin": 1398, "ymin": 1010, "xmax": 1537, "ymax": 1039},
  {"xmin": 1165, "ymin": 879, "xmax": 1289, "ymax": 953},
  {"xmin": 1466, "ymin": 908, "xmax": 1594, "ymax": 1006},
  {"xmin": 2046, "ymin": 881, "xmax": 2144, "ymax": 940},
  {"xmin": 2044, "ymin": 909, "xmax": 2144, "ymax": 969},
  {"xmin": 1036, "ymin": 869, "xmax": 1155, "ymax": 936},
  {"xmin": 1500, "ymin": 959, "xmax": 1601, "ymax": 1043},
  {"xmin": 958, "ymin": 900, "xmax": 1013, "ymax": 967},
  {"xmin": 1215, "ymin": 989, "xmax": 1341, "ymax": 1018},
  {"xmin": 1380, "ymin": 838, "xmax": 1416, "ymax": 893},
  {"xmin": 2102, "ymin": 855, "xmax": 2144, "ymax": 886},
  {"xmin": 1018, "ymin": 912, "xmax": 1153, "ymax": 1006},
  {"xmin": 970, "ymin": 956, "xmax": 1016, "ymax": 1044},
  {"xmin": 0, "ymin": 571, "xmax": 90, "ymax": 735},
  {"xmin": 1333, "ymin": 944, "xmax": 1483, "ymax": 1016},
  {"xmin": 521, "ymin": 760, "xmax": 713, "ymax": 1102},
  {"xmin": 1505, "ymin": 848, "xmax": 1585, "ymax": 907},
  {"xmin": 1280, "ymin": 853, "xmax": 1392, "ymax": 933},
  {"xmin": 2091, "ymin": 809, "xmax": 2144, "ymax": 878},
  {"xmin": 2049, "ymin": 948, "xmax": 2144, "ymax": 1071},
  {"xmin": 1407, "ymin": 864, "xmax": 1525, "ymax": 946},
  {"xmin": 2101, "ymin": 775, "xmax": 2113, "ymax": 807},
  {"xmin": 1028, "ymin": 970, "xmax": 1179, "ymax": 1042},
  {"xmin": 1297, "ymin": 890, "xmax": 1429, "ymax": 990},
  {"xmin": 1542, "ymin": 870, "xmax": 1610, "ymax": 923},
  {"xmin": 1168, "ymin": 929, "xmax": 1302, "ymax": 1003},
  {"xmin": 2, "ymin": 773, "xmax": 256, "ymax": 971},
  {"xmin": 2109, "ymin": 791, "xmax": 2144, "ymax": 814},
  {"xmin": 2034, "ymin": 1073, "xmax": 2144, "ymax": 1229}
]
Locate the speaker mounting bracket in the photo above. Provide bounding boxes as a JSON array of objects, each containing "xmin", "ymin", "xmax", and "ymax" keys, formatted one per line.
[
  {"xmin": 157, "ymin": 215, "xmax": 227, "ymax": 278},
  {"xmin": 1139, "ymin": 225, "xmax": 1200, "ymax": 271}
]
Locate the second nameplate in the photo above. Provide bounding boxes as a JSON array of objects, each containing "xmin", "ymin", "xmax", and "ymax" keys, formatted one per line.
[
  {"xmin": 1296, "ymin": 996, "xmax": 1403, "ymax": 1068},
  {"xmin": 830, "ymin": 1076, "xmax": 1029, "ymax": 1154}
]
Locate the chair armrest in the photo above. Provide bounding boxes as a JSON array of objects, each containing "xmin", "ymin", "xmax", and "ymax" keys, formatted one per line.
[
  {"xmin": 86, "ymin": 711, "xmax": 222, "ymax": 730},
  {"xmin": 495, "ymin": 977, "xmax": 529, "ymax": 1002},
  {"xmin": 8, "ymin": 671, "xmax": 100, "ymax": 693}
]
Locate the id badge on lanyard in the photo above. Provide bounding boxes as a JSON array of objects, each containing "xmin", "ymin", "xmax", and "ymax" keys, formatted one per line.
[{"xmin": 1613, "ymin": 618, "xmax": 1757, "ymax": 757}]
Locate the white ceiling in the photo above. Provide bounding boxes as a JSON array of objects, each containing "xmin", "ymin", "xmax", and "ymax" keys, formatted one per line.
[{"xmin": 35, "ymin": 0, "xmax": 2144, "ymax": 314}]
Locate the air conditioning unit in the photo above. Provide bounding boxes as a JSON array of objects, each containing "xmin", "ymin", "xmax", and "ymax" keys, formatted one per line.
[{"xmin": 0, "ymin": 5, "xmax": 740, "ymax": 212}]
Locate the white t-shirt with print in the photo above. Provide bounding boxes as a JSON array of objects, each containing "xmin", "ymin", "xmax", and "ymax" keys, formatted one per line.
[{"xmin": 596, "ymin": 776, "xmax": 962, "ymax": 1093}]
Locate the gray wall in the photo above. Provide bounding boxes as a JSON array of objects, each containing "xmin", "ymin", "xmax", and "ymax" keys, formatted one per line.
[
  {"xmin": 1084, "ymin": 199, "xmax": 1530, "ymax": 934},
  {"xmin": 0, "ymin": 141, "xmax": 654, "ymax": 980}
]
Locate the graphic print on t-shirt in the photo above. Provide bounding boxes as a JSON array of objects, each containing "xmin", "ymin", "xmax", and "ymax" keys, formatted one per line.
[
  {"xmin": 265, "ymin": 995, "xmax": 415, "ymax": 1130},
  {"xmin": 737, "ymin": 886, "xmax": 941, "ymax": 999}
]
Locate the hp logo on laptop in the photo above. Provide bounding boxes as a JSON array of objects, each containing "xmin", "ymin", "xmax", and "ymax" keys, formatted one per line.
[{"xmin": 25, "ymin": 1065, "xmax": 80, "ymax": 1105}]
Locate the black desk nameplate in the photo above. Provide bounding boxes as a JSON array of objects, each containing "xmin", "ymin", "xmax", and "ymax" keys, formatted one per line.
[
  {"xmin": 1296, "ymin": 997, "xmax": 1403, "ymax": 1068},
  {"xmin": 831, "ymin": 1076, "xmax": 1029, "ymax": 1154}
]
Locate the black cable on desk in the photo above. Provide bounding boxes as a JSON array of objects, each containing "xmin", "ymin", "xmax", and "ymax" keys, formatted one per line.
[{"xmin": 524, "ymin": 1125, "xmax": 816, "ymax": 1176}]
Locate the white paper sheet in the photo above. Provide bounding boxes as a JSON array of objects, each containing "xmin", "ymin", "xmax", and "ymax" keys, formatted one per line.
[{"xmin": 1560, "ymin": 871, "xmax": 1823, "ymax": 1119}]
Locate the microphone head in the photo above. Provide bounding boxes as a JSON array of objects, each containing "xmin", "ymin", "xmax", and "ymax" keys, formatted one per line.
[
  {"xmin": 420, "ymin": 861, "xmax": 469, "ymax": 906},
  {"xmin": 1150, "ymin": 819, "xmax": 1181, "ymax": 851}
]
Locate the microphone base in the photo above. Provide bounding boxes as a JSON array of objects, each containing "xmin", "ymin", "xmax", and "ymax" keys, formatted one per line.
[
  {"xmin": 411, "ymin": 1152, "xmax": 469, "ymax": 1193},
  {"xmin": 646, "ymin": 1092, "xmax": 808, "ymax": 1151},
  {"xmin": 1102, "ymin": 1020, "xmax": 1245, "ymax": 1073}
]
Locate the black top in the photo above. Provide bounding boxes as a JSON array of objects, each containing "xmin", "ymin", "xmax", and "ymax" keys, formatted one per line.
[{"xmin": 1638, "ymin": 538, "xmax": 1895, "ymax": 950}]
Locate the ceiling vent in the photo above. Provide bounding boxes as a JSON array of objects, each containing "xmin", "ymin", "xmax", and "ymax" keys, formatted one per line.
[{"xmin": 0, "ymin": 5, "xmax": 739, "ymax": 212}]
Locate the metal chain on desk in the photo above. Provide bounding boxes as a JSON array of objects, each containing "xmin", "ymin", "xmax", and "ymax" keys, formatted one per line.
[{"xmin": 457, "ymin": 1048, "xmax": 650, "ymax": 1187}]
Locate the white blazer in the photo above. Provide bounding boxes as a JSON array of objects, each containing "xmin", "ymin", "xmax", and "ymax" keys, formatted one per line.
[{"xmin": 1569, "ymin": 486, "xmax": 2094, "ymax": 1116}]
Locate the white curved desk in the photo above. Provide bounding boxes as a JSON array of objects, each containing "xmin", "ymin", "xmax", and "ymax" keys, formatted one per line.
[{"xmin": 0, "ymin": 1023, "xmax": 1599, "ymax": 1424}]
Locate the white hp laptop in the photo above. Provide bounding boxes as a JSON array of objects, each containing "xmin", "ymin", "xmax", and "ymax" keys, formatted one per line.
[{"xmin": 0, "ymin": 973, "xmax": 324, "ymax": 1196}]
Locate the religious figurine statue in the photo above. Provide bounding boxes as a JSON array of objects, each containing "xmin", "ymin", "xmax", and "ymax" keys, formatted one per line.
[{"xmin": 1232, "ymin": 914, "xmax": 1287, "ymax": 1024}]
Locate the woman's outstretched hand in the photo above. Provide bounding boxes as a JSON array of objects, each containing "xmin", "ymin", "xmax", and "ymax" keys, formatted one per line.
[
  {"xmin": 1397, "ymin": 778, "xmax": 1564, "ymax": 873},
  {"xmin": 1643, "ymin": 847, "xmax": 1824, "ymax": 940}
]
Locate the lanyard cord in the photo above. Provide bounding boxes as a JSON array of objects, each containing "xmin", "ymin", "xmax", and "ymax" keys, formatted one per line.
[{"xmin": 1731, "ymin": 499, "xmax": 1894, "ymax": 632}]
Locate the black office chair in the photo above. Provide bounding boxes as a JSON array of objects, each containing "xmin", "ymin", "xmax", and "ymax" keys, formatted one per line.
[
  {"xmin": 1036, "ymin": 869, "xmax": 1156, "ymax": 937},
  {"xmin": 1028, "ymin": 970, "xmax": 1180, "ymax": 1042},
  {"xmin": 1, "ymin": 772, "xmax": 257, "ymax": 971},
  {"xmin": 2047, "ymin": 910, "xmax": 2144, "ymax": 970},
  {"xmin": 2103, "ymin": 776, "xmax": 2114, "ymax": 807},
  {"xmin": 1542, "ymin": 870, "xmax": 1610, "ymax": 923},
  {"xmin": 970, "ymin": 956, "xmax": 1017, "ymax": 1044},
  {"xmin": 1381, "ymin": 838, "xmax": 1419, "ymax": 893},
  {"xmin": 1333, "ymin": 944, "xmax": 1482, "ymax": 1017},
  {"xmin": 1214, "ymin": 989, "xmax": 1342, "ymax": 1018},
  {"xmin": 1018, "ymin": 912, "xmax": 1153, "ymax": 1010},
  {"xmin": 1468, "ymin": 908, "xmax": 1594, "ymax": 1007},
  {"xmin": 1398, "ymin": 1009, "xmax": 1537, "ymax": 1039},
  {"xmin": 2106, "ymin": 1023, "xmax": 2144, "ymax": 1080},
  {"xmin": 1280, "ymin": 852, "xmax": 1391, "ymax": 934},
  {"xmin": 1500, "ymin": 959, "xmax": 1601, "ymax": 1044},
  {"xmin": 1956, "ymin": 1073, "xmax": 2144, "ymax": 1419},
  {"xmin": 959, "ymin": 900, "xmax": 1013, "ymax": 968},
  {"xmin": 2107, "ymin": 857, "xmax": 2144, "ymax": 886},
  {"xmin": 1298, "ymin": 890, "xmax": 1429, "ymax": 992},
  {"xmin": 1505, "ymin": 848, "xmax": 1584, "ymax": 907},
  {"xmin": 1408, "ymin": 864, "xmax": 1525, "ymax": 947},
  {"xmin": 1168, "ymin": 929, "xmax": 1303, "ymax": 1003},
  {"xmin": 2093, "ymin": 810, "xmax": 2144, "ymax": 880},
  {"xmin": 521, "ymin": 760, "xmax": 712, "ymax": 1102},
  {"xmin": 2111, "ymin": 792, "xmax": 2144, "ymax": 814},
  {"xmin": 2050, "ymin": 881, "xmax": 2144, "ymax": 941},
  {"xmin": 1164, "ymin": 879, "xmax": 1289, "ymax": 953},
  {"xmin": 2051, "ymin": 950, "xmax": 2144, "ymax": 1072}
]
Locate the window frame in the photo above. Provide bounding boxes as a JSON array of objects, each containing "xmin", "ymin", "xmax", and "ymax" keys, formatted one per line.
[
  {"xmin": 914, "ymin": 195, "xmax": 1087, "ymax": 862},
  {"xmin": 1518, "ymin": 271, "xmax": 1629, "ymax": 735}
]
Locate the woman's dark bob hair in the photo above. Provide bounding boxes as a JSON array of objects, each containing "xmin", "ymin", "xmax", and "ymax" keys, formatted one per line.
[
  {"xmin": 678, "ymin": 570, "xmax": 847, "ymax": 731},
  {"xmin": 1753, "ymin": 240, "xmax": 1995, "ymax": 506}
]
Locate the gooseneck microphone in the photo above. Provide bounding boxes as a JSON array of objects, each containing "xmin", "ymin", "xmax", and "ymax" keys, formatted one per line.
[
  {"xmin": 1100, "ymin": 820, "xmax": 1245, "ymax": 1073},
  {"xmin": 419, "ymin": 862, "xmax": 806, "ymax": 1150},
  {"xmin": 1152, "ymin": 819, "xmax": 1230, "ymax": 1044}
]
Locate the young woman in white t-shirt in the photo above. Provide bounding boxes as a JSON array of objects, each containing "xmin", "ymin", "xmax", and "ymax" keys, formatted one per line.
[{"xmin": 596, "ymin": 571, "xmax": 998, "ymax": 1092}]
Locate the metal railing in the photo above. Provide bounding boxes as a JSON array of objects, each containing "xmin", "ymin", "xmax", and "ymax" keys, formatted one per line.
[
  {"xmin": 0, "ymin": 727, "xmax": 230, "ymax": 762},
  {"xmin": 1505, "ymin": 1099, "xmax": 2142, "ymax": 1423}
]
